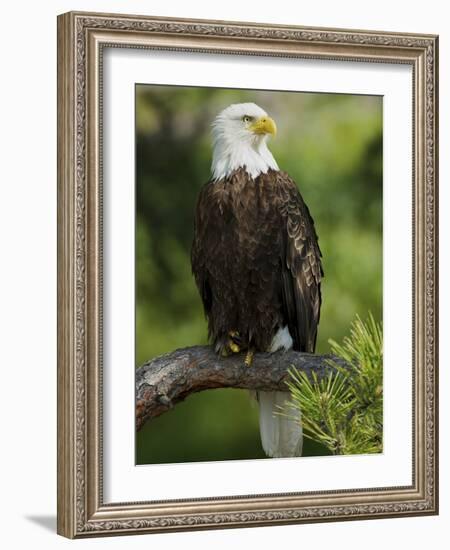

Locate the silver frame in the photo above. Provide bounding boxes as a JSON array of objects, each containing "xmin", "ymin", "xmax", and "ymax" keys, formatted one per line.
[{"xmin": 57, "ymin": 11, "xmax": 439, "ymax": 538}]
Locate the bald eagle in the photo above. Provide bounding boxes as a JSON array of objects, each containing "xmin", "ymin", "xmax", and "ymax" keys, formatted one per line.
[{"xmin": 191, "ymin": 103, "xmax": 323, "ymax": 458}]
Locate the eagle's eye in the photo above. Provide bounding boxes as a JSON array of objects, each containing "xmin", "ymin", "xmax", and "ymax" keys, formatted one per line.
[{"xmin": 242, "ymin": 115, "xmax": 252, "ymax": 123}]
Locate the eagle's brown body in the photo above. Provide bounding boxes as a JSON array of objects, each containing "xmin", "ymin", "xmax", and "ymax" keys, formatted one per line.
[{"xmin": 191, "ymin": 167, "xmax": 323, "ymax": 355}]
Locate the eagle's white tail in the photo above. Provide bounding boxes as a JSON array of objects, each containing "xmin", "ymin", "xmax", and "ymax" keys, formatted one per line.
[
  {"xmin": 256, "ymin": 326, "xmax": 303, "ymax": 458},
  {"xmin": 257, "ymin": 391, "xmax": 303, "ymax": 458}
]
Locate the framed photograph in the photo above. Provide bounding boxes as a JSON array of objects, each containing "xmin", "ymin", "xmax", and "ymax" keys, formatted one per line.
[{"xmin": 57, "ymin": 11, "xmax": 439, "ymax": 538}]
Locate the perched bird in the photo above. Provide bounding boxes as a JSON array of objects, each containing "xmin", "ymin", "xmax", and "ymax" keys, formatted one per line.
[{"xmin": 191, "ymin": 103, "xmax": 323, "ymax": 458}]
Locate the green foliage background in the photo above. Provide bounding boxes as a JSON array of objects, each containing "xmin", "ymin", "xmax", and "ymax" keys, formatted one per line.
[{"xmin": 135, "ymin": 85, "xmax": 382, "ymax": 464}]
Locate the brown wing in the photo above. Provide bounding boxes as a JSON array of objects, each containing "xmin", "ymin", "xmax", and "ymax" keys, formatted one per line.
[
  {"xmin": 191, "ymin": 183, "xmax": 213, "ymax": 317},
  {"xmin": 278, "ymin": 173, "xmax": 323, "ymax": 353}
]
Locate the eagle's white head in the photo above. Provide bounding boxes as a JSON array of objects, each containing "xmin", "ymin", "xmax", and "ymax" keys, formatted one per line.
[{"xmin": 211, "ymin": 103, "xmax": 279, "ymax": 181}]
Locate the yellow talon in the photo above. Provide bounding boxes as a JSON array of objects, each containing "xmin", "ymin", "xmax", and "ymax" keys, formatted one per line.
[
  {"xmin": 228, "ymin": 341, "xmax": 241, "ymax": 353},
  {"xmin": 226, "ymin": 330, "xmax": 241, "ymax": 353},
  {"xmin": 244, "ymin": 349, "xmax": 254, "ymax": 367}
]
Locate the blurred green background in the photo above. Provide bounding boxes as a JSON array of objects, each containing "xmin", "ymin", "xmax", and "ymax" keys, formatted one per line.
[{"xmin": 135, "ymin": 85, "xmax": 382, "ymax": 465}]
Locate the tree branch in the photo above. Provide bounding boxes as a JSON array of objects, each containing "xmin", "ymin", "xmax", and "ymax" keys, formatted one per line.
[{"xmin": 136, "ymin": 345, "xmax": 345, "ymax": 431}]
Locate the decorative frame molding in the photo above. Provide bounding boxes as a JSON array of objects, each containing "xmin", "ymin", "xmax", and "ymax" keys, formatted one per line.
[{"xmin": 57, "ymin": 11, "xmax": 439, "ymax": 538}]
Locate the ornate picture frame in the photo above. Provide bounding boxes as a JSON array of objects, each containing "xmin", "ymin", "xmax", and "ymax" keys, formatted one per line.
[{"xmin": 57, "ymin": 11, "xmax": 438, "ymax": 538}]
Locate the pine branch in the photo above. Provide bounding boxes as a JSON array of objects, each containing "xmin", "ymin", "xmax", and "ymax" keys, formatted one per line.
[{"xmin": 283, "ymin": 313, "xmax": 383, "ymax": 455}]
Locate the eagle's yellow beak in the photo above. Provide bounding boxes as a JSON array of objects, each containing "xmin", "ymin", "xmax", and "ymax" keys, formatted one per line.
[{"xmin": 250, "ymin": 116, "xmax": 277, "ymax": 137}]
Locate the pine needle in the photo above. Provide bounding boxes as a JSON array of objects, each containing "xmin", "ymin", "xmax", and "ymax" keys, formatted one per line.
[{"xmin": 282, "ymin": 312, "xmax": 383, "ymax": 455}]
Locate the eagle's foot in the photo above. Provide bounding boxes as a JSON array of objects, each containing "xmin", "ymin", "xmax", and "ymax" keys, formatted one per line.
[
  {"xmin": 217, "ymin": 331, "xmax": 245, "ymax": 357},
  {"xmin": 244, "ymin": 348, "xmax": 254, "ymax": 367},
  {"xmin": 227, "ymin": 330, "xmax": 241, "ymax": 353}
]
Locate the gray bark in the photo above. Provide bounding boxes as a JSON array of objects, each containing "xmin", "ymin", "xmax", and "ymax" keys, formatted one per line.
[{"xmin": 136, "ymin": 345, "xmax": 345, "ymax": 431}]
